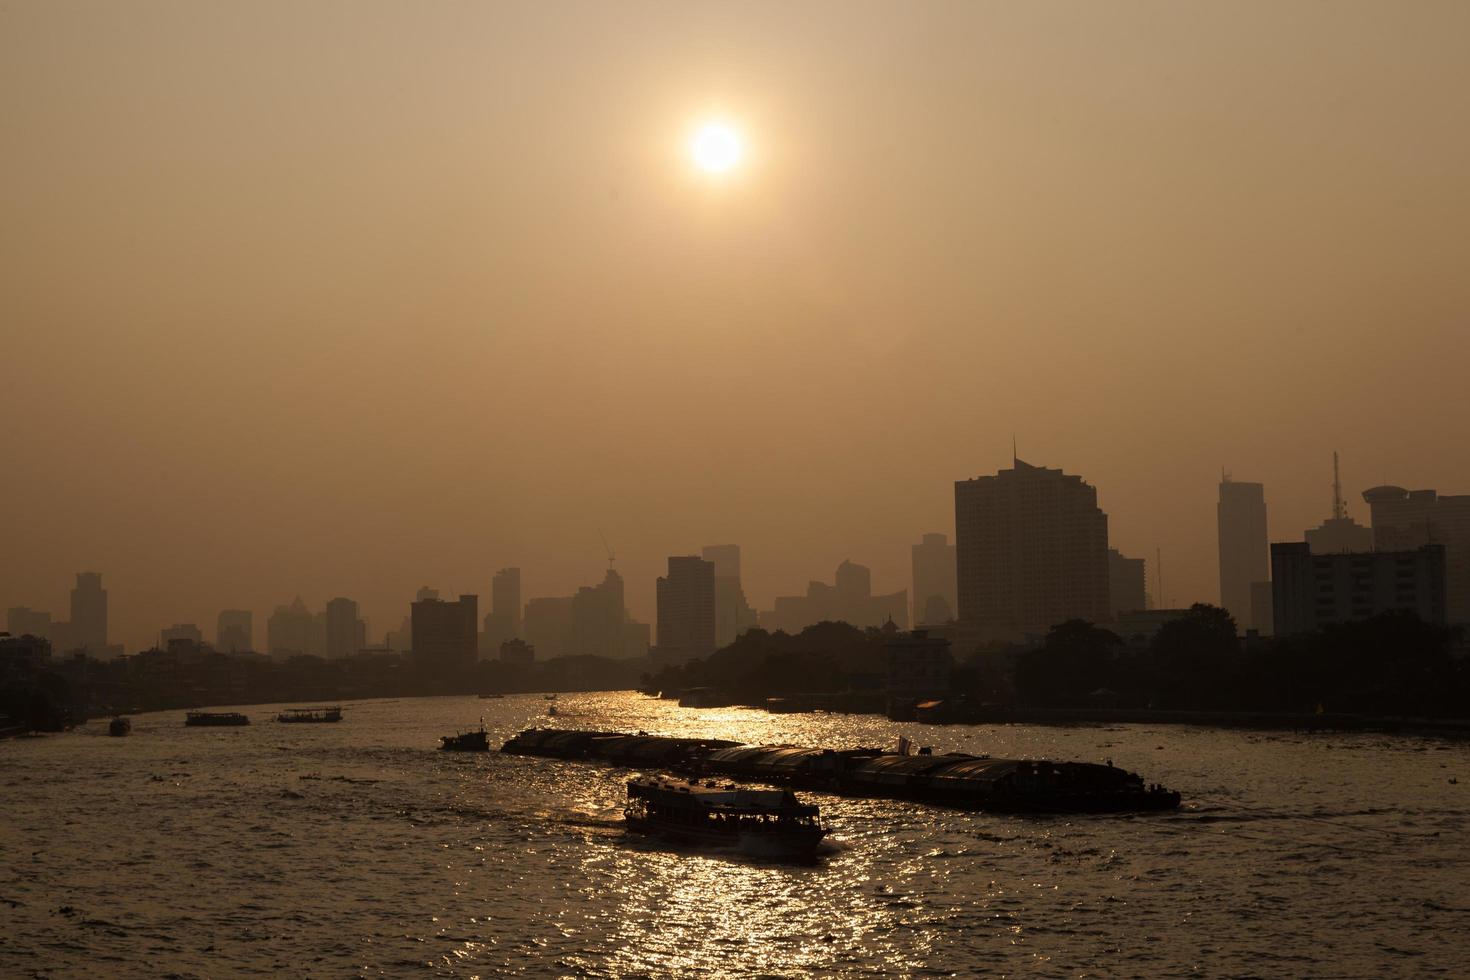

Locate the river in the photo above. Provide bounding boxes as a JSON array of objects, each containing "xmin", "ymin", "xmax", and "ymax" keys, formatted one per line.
[{"xmin": 3, "ymin": 692, "xmax": 1467, "ymax": 977}]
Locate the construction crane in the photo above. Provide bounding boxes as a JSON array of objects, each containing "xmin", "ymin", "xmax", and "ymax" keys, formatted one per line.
[{"xmin": 598, "ymin": 529, "xmax": 616, "ymax": 570}]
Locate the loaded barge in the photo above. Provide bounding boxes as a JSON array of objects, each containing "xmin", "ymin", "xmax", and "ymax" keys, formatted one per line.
[{"xmin": 502, "ymin": 728, "xmax": 1180, "ymax": 814}]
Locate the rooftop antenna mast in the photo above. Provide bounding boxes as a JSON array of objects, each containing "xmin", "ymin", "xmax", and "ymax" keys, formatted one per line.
[{"xmin": 1332, "ymin": 451, "xmax": 1345, "ymax": 520}]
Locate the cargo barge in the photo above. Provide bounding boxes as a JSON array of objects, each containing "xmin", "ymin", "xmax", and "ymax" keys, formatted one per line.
[{"xmin": 501, "ymin": 728, "xmax": 1180, "ymax": 814}]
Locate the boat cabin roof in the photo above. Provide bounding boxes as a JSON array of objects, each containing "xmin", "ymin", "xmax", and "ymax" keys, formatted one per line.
[{"xmin": 627, "ymin": 776, "xmax": 818, "ymax": 816}]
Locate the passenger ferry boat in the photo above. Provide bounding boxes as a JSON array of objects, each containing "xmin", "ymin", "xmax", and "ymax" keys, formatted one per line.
[
  {"xmin": 624, "ymin": 775, "xmax": 828, "ymax": 859},
  {"xmin": 185, "ymin": 711, "xmax": 249, "ymax": 727},
  {"xmin": 277, "ymin": 706, "xmax": 342, "ymax": 723}
]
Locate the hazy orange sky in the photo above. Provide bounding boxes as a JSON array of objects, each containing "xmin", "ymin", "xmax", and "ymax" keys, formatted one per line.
[{"xmin": 4, "ymin": 1, "xmax": 1468, "ymax": 651}]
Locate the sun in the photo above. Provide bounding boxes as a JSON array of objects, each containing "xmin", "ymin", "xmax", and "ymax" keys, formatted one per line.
[{"xmin": 689, "ymin": 120, "xmax": 744, "ymax": 174}]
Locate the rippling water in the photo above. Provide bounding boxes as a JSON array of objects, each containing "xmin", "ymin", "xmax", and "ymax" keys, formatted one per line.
[{"xmin": 3, "ymin": 692, "xmax": 1469, "ymax": 977}]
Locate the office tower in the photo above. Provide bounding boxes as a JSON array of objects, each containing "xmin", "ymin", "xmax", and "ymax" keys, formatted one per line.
[
  {"xmin": 411, "ymin": 594, "xmax": 478, "ymax": 671},
  {"xmin": 1306, "ymin": 453, "xmax": 1374, "ymax": 555},
  {"xmin": 571, "ymin": 569, "xmax": 627, "ymax": 658},
  {"xmin": 1271, "ymin": 542, "xmax": 1447, "ymax": 635},
  {"xmin": 267, "ymin": 597, "xmax": 314, "ymax": 657},
  {"xmin": 6, "ymin": 607, "xmax": 52, "ymax": 639},
  {"xmin": 216, "ymin": 609, "xmax": 253, "ymax": 653},
  {"xmin": 911, "ymin": 533, "xmax": 958, "ymax": 625},
  {"xmin": 1107, "ymin": 549, "xmax": 1148, "ymax": 617},
  {"xmin": 324, "ymin": 597, "xmax": 363, "ymax": 659},
  {"xmin": 1362, "ymin": 484, "xmax": 1470, "ymax": 623},
  {"xmin": 1218, "ymin": 476, "xmax": 1268, "ymax": 632},
  {"xmin": 702, "ymin": 545, "xmax": 757, "ymax": 648},
  {"xmin": 758, "ymin": 561, "xmax": 907, "ymax": 633},
  {"xmin": 69, "ymin": 572, "xmax": 108, "ymax": 653},
  {"xmin": 954, "ymin": 458, "xmax": 1111, "ymax": 640},
  {"xmin": 492, "ymin": 568, "xmax": 522, "ymax": 636},
  {"xmin": 655, "ymin": 556, "xmax": 716, "ymax": 664}
]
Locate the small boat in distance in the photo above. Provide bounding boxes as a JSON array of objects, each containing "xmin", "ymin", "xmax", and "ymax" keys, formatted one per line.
[
  {"xmin": 624, "ymin": 775, "xmax": 829, "ymax": 860},
  {"xmin": 440, "ymin": 725, "xmax": 489, "ymax": 752},
  {"xmin": 185, "ymin": 711, "xmax": 249, "ymax": 727},
  {"xmin": 478, "ymin": 693, "xmax": 505, "ymax": 700},
  {"xmin": 277, "ymin": 706, "xmax": 343, "ymax": 723},
  {"xmin": 543, "ymin": 694, "xmax": 557, "ymax": 701},
  {"xmin": 108, "ymin": 716, "xmax": 131, "ymax": 737}
]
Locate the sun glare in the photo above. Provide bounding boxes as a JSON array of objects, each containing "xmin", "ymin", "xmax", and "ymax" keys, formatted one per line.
[{"xmin": 690, "ymin": 121, "xmax": 744, "ymax": 174}]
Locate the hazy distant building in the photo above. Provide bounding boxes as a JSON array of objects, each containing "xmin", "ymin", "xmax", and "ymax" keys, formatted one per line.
[
  {"xmin": 68, "ymin": 572, "xmax": 108, "ymax": 654},
  {"xmin": 6, "ymin": 607, "xmax": 52, "ymax": 640},
  {"xmin": 1107, "ymin": 549, "xmax": 1148, "ymax": 617},
  {"xmin": 324, "ymin": 597, "xmax": 364, "ymax": 659},
  {"xmin": 954, "ymin": 459, "xmax": 1111, "ymax": 641},
  {"xmin": 1362, "ymin": 485, "xmax": 1470, "ymax": 623},
  {"xmin": 411, "ymin": 594, "xmax": 478, "ymax": 671},
  {"xmin": 885, "ymin": 628, "xmax": 953, "ymax": 701},
  {"xmin": 1306, "ymin": 453, "xmax": 1374, "ymax": 555},
  {"xmin": 911, "ymin": 533, "xmax": 957, "ymax": 626},
  {"xmin": 571, "ymin": 569, "xmax": 629, "ymax": 659},
  {"xmin": 760, "ymin": 560, "xmax": 908, "ymax": 634},
  {"xmin": 1218, "ymin": 477, "xmax": 1269, "ymax": 633},
  {"xmin": 267, "ymin": 598, "xmax": 315, "ymax": 657},
  {"xmin": 160, "ymin": 623, "xmax": 203, "ymax": 645},
  {"xmin": 702, "ymin": 545, "xmax": 757, "ymax": 648},
  {"xmin": 492, "ymin": 568, "xmax": 522, "ymax": 635},
  {"xmin": 499, "ymin": 637, "xmax": 535, "ymax": 665},
  {"xmin": 655, "ymin": 556, "xmax": 716, "ymax": 664},
  {"xmin": 1271, "ymin": 542, "xmax": 1447, "ymax": 635},
  {"xmin": 523, "ymin": 596, "xmax": 575, "ymax": 660},
  {"xmin": 216, "ymin": 609, "xmax": 253, "ymax": 653}
]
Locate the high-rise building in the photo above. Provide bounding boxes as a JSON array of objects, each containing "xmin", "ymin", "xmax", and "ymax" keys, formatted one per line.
[
  {"xmin": 1107, "ymin": 549, "xmax": 1147, "ymax": 617},
  {"xmin": 69, "ymin": 572, "xmax": 108, "ymax": 653},
  {"xmin": 492, "ymin": 568, "xmax": 522, "ymax": 636},
  {"xmin": 911, "ymin": 533, "xmax": 958, "ymax": 626},
  {"xmin": 216, "ymin": 609, "xmax": 253, "ymax": 653},
  {"xmin": 1306, "ymin": 454, "xmax": 1374, "ymax": 555},
  {"xmin": 523, "ymin": 596, "xmax": 575, "ymax": 659},
  {"xmin": 267, "ymin": 597, "xmax": 315, "ymax": 658},
  {"xmin": 954, "ymin": 458, "xmax": 1111, "ymax": 641},
  {"xmin": 324, "ymin": 597, "xmax": 364, "ymax": 659},
  {"xmin": 1218, "ymin": 477, "xmax": 1269, "ymax": 633},
  {"xmin": 1271, "ymin": 542, "xmax": 1447, "ymax": 635},
  {"xmin": 411, "ymin": 594, "xmax": 478, "ymax": 671},
  {"xmin": 758, "ymin": 561, "xmax": 907, "ymax": 633},
  {"xmin": 6, "ymin": 607, "xmax": 52, "ymax": 640},
  {"xmin": 655, "ymin": 556, "xmax": 716, "ymax": 665},
  {"xmin": 1362, "ymin": 485, "xmax": 1470, "ymax": 623},
  {"xmin": 702, "ymin": 545, "xmax": 757, "ymax": 648},
  {"xmin": 571, "ymin": 569, "xmax": 628, "ymax": 658}
]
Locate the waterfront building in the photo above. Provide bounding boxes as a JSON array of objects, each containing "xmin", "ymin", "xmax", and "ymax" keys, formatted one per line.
[
  {"xmin": 411, "ymin": 594, "xmax": 479, "ymax": 671},
  {"xmin": 216, "ymin": 609, "xmax": 253, "ymax": 653},
  {"xmin": 1270, "ymin": 542, "xmax": 1447, "ymax": 635},
  {"xmin": 1218, "ymin": 477, "xmax": 1269, "ymax": 633},
  {"xmin": 885, "ymin": 628, "xmax": 953, "ymax": 700},
  {"xmin": 954, "ymin": 458, "xmax": 1111, "ymax": 642},
  {"xmin": 702, "ymin": 545, "xmax": 758, "ymax": 648},
  {"xmin": 324, "ymin": 597, "xmax": 364, "ymax": 659},
  {"xmin": 655, "ymin": 556, "xmax": 716, "ymax": 664},
  {"xmin": 911, "ymin": 533, "xmax": 958, "ymax": 626},
  {"xmin": 1362, "ymin": 485, "xmax": 1470, "ymax": 623},
  {"xmin": 1107, "ymin": 549, "xmax": 1147, "ymax": 617}
]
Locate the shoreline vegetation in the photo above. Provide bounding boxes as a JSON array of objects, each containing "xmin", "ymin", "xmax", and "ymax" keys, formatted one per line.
[{"xmin": 3, "ymin": 605, "xmax": 1466, "ymax": 739}]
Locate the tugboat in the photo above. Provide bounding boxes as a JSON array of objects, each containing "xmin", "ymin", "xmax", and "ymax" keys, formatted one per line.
[
  {"xmin": 624, "ymin": 775, "xmax": 828, "ymax": 859},
  {"xmin": 440, "ymin": 724, "xmax": 490, "ymax": 752},
  {"xmin": 108, "ymin": 716, "xmax": 132, "ymax": 737},
  {"xmin": 277, "ymin": 706, "xmax": 343, "ymax": 723},
  {"xmin": 185, "ymin": 711, "xmax": 250, "ymax": 727}
]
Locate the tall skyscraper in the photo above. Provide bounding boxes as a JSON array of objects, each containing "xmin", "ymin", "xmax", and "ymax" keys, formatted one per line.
[
  {"xmin": 411, "ymin": 594, "xmax": 478, "ymax": 671},
  {"xmin": 324, "ymin": 597, "xmax": 363, "ymax": 659},
  {"xmin": 1305, "ymin": 453, "xmax": 1374, "ymax": 555},
  {"xmin": 702, "ymin": 545, "xmax": 757, "ymax": 648},
  {"xmin": 492, "ymin": 568, "xmax": 522, "ymax": 636},
  {"xmin": 911, "ymin": 532, "xmax": 958, "ymax": 625},
  {"xmin": 267, "ymin": 597, "xmax": 314, "ymax": 657},
  {"xmin": 523, "ymin": 596, "xmax": 574, "ymax": 659},
  {"xmin": 571, "ymin": 568, "xmax": 628, "ymax": 658},
  {"xmin": 1362, "ymin": 484, "xmax": 1470, "ymax": 623},
  {"xmin": 655, "ymin": 556, "xmax": 716, "ymax": 664},
  {"xmin": 954, "ymin": 458, "xmax": 1111, "ymax": 641},
  {"xmin": 216, "ymin": 609, "xmax": 253, "ymax": 653},
  {"xmin": 69, "ymin": 572, "xmax": 107, "ymax": 653},
  {"xmin": 1217, "ymin": 476, "xmax": 1268, "ymax": 633},
  {"xmin": 1107, "ymin": 549, "xmax": 1147, "ymax": 617}
]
